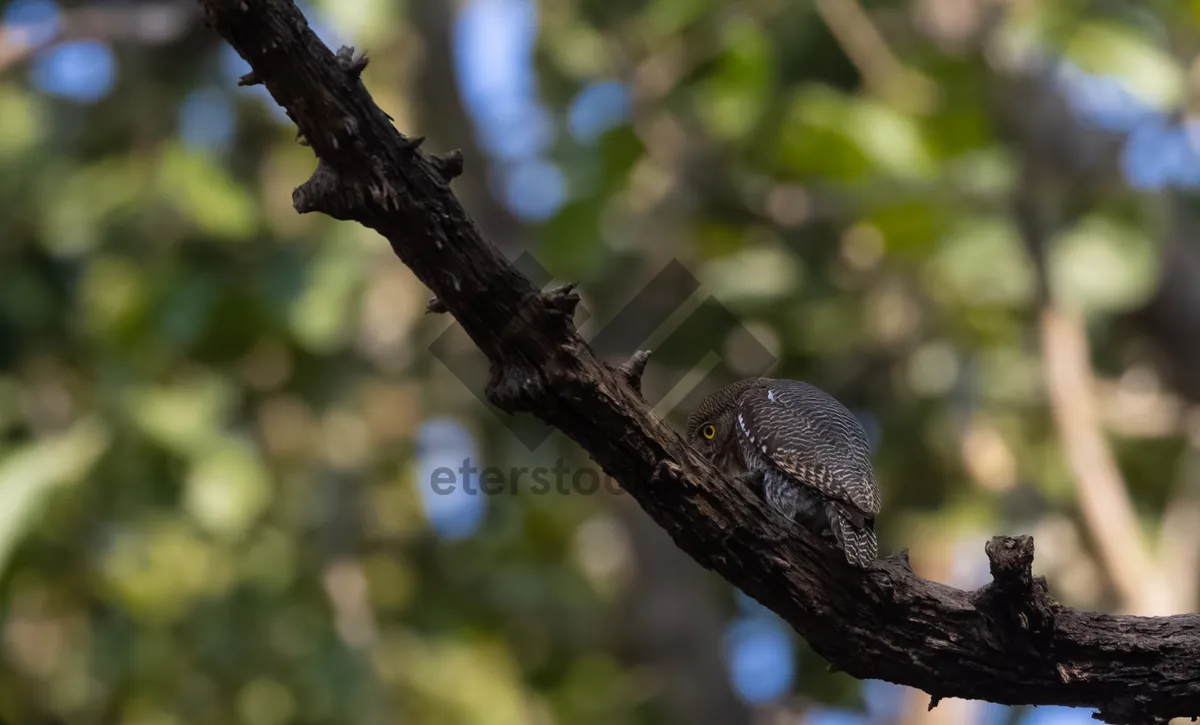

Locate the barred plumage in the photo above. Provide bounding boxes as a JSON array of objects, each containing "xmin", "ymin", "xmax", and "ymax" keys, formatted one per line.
[{"xmin": 686, "ymin": 378, "xmax": 880, "ymax": 568}]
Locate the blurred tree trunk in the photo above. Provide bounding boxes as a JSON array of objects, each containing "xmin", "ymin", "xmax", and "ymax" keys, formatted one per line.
[{"xmin": 1131, "ymin": 204, "xmax": 1200, "ymax": 406}]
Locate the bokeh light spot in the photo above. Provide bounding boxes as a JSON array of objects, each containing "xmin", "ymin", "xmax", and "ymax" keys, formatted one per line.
[{"xmin": 31, "ymin": 40, "xmax": 116, "ymax": 103}]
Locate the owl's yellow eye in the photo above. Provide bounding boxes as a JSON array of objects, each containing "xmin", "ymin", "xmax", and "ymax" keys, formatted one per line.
[{"xmin": 702, "ymin": 425, "xmax": 716, "ymax": 440}]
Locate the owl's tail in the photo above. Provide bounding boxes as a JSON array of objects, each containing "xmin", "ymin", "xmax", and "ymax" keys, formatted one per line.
[{"xmin": 827, "ymin": 503, "xmax": 877, "ymax": 568}]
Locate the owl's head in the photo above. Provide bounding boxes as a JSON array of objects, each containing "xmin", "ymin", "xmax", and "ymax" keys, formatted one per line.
[{"xmin": 685, "ymin": 378, "xmax": 762, "ymax": 461}]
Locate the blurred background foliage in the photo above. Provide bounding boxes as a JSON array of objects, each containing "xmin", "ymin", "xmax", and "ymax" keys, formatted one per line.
[{"xmin": 1, "ymin": 0, "xmax": 1200, "ymax": 724}]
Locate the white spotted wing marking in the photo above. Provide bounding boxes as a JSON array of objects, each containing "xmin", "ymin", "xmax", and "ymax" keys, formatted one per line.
[{"xmin": 738, "ymin": 413, "xmax": 757, "ymax": 443}]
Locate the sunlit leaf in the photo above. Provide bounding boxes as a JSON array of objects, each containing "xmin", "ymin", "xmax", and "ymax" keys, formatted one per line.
[
  {"xmin": 0, "ymin": 84, "xmax": 45, "ymax": 158},
  {"xmin": 776, "ymin": 86, "xmax": 935, "ymax": 181},
  {"xmin": 700, "ymin": 245, "xmax": 804, "ymax": 303},
  {"xmin": 844, "ymin": 99, "xmax": 936, "ymax": 180},
  {"xmin": 777, "ymin": 85, "xmax": 873, "ymax": 181},
  {"xmin": 124, "ymin": 373, "xmax": 237, "ymax": 458},
  {"xmin": 1066, "ymin": 22, "xmax": 1183, "ymax": 108},
  {"xmin": 288, "ymin": 229, "xmax": 365, "ymax": 352},
  {"xmin": 863, "ymin": 200, "xmax": 951, "ymax": 258},
  {"xmin": 42, "ymin": 158, "xmax": 151, "ymax": 257},
  {"xmin": 79, "ymin": 255, "xmax": 150, "ymax": 338},
  {"xmin": 930, "ymin": 217, "xmax": 1037, "ymax": 307},
  {"xmin": 101, "ymin": 517, "xmax": 232, "ymax": 623},
  {"xmin": 158, "ymin": 144, "xmax": 258, "ymax": 240},
  {"xmin": 184, "ymin": 436, "xmax": 272, "ymax": 542},
  {"xmin": 0, "ymin": 418, "xmax": 110, "ymax": 576},
  {"xmin": 642, "ymin": 0, "xmax": 712, "ymax": 39},
  {"xmin": 314, "ymin": 0, "xmax": 395, "ymax": 46},
  {"xmin": 696, "ymin": 17, "xmax": 773, "ymax": 141},
  {"xmin": 1048, "ymin": 216, "xmax": 1160, "ymax": 313}
]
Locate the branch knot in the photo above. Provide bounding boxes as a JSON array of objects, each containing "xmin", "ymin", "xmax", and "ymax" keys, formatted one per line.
[
  {"xmin": 485, "ymin": 361, "xmax": 546, "ymax": 415},
  {"xmin": 293, "ymin": 159, "xmax": 360, "ymax": 220},
  {"xmin": 335, "ymin": 45, "xmax": 369, "ymax": 78},
  {"xmin": 976, "ymin": 535, "xmax": 1055, "ymax": 654}
]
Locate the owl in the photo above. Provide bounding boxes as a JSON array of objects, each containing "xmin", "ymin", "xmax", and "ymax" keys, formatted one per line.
[{"xmin": 685, "ymin": 378, "xmax": 881, "ymax": 568}]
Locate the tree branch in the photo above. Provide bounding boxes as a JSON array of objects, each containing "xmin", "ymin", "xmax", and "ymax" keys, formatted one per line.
[{"xmin": 196, "ymin": 2, "xmax": 1200, "ymax": 722}]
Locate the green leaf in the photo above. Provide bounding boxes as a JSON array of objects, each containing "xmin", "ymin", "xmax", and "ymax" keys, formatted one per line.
[
  {"xmin": 696, "ymin": 17, "xmax": 774, "ymax": 141},
  {"xmin": 158, "ymin": 144, "xmax": 258, "ymax": 241},
  {"xmin": 536, "ymin": 199, "xmax": 609, "ymax": 282},
  {"xmin": 1066, "ymin": 22, "xmax": 1183, "ymax": 108},
  {"xmin": 777, "ymin": 86, "xmax": 872, "ymax": 181},
  {"xmin": 699, "ymin": 245, "xmax": 804, "ymax": 303},
  {"xmin": 844, "ymin": 98, "xmax": 935, "ymax": 180},
  {"xmin": 930, "ymin": 217, "xmax": 1037, "ymax": 307},
  {"xmin": 1048, "ymin": 216, "xmax": 1160, "ymax": 313},
  {"xmin": 124, "ymin": 373, "xmax": 237, "ymax": 458},
  {"xmin": 184, "ymin": 436, "xmax": 272, "ymax": 542},
  {"xmin": 0, "ymin": 418, "xmax": 110, "ymax": 576},
  {"xmin": 0, "ymin": 84, "xmax": 45, "ymax": 158},
  {"xmin": 288, "ymin": 230, "xmax": 365, "ymax": 352},
  {"xmin": 79, "ymin": 255, "xmax": 151, "ymax": 339},
  {"xmin": 776, "ymin": 86, "xmax": 934, "ymax": 181},
  {"xmin": 863, "ymin": 200, "xmax": 951, "ymax": 258}
]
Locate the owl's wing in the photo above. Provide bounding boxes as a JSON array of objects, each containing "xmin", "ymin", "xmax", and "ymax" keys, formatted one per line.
[{"xmin": 734, "ymin": 381, "xmax": 881, "ymax": 517}]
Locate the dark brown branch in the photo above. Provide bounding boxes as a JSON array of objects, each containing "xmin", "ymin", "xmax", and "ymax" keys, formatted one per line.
[{"xmin": 196, "ymin": 2, "xmax": 1200, "ymax": 722}]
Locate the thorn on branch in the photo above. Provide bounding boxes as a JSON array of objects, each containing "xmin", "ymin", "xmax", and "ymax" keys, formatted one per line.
[
  {"xmin": 335, "ymin": 45, "xmax": 369, "ymax": 78},
  {"xmin": 431, "ymin": 150, "xmax": 465, "ymax": 182},
  {"xmin": 426, "ymin": 296, "xmax": 449, "ymax": 314},
  {"xmin": 619, "ymin": 350, "xmax": 652, "ymax": 399},
  {"xmin": 545, "ymin": 282, "xmax": 580, "ymax": 311},
  {"xmin": 238, "ymin": 71, "xmax": 261, "ymax": 86},
  {"xmin": 403, "ymin": 135, "xmax": 426, "ymax": 152},
  {"xmin": 928, "ymin": 695, "xmax": 942, "ymax": 711}
]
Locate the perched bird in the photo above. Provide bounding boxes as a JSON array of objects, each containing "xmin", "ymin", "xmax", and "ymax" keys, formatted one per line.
[{"xmin": 685, "ymin": 378, "xmax": 881, "ymax": 568}]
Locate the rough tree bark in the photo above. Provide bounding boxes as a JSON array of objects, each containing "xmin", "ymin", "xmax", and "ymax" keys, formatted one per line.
[{"xmin": 196, "ymin": 2, "xmax": 1200, "ymax": 723}]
